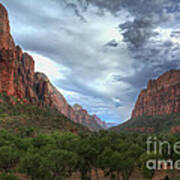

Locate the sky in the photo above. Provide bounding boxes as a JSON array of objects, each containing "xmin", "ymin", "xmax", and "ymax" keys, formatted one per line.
[{"xmin": 1, "ymin": 0, "xmax": 180, "ymax": 124}]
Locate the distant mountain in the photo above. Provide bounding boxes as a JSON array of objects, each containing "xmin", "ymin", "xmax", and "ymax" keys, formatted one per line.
[
  {"xmin": 73, "ymin": 104, "xmax": 107, "ymax": 130},
  {"xmin": 106, "ymin": 122, "xmax": 119, "ymax": 128},
  {"xmin": 111, "ymin": 70, "xmax": 180, "ymax": 133},
  {"xmin": 0, "ymin": 3, "xmax": 106, "ymax": 131}
]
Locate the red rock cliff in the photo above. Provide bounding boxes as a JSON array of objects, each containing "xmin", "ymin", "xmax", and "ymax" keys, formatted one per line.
[
  {"xmin": 132, "ymin": 70, "xmax": 180, "ymax": 118},
  {"xmin": 73, "ymin": 104, "xmax": 107, "ymax": 130},
  {"xmin": 0, "ymin": 3, "xmax": 106, "ymax": 130}
]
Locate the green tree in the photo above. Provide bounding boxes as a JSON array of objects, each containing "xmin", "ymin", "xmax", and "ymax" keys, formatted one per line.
[
  {"xmin": 76, "ymin": 137, "xmax": 99, "ymax": 180},
  {"xmin": 48, "ymin": 149, "xmax": 78, "ymax": 180},
  {"xmin": 32, "ymin": 134, "xmax": 55, "ymax": 149},
  {"xmin": 0, "ymin": 173, "xmax": 20, "ymax": 180},
  {"xmin": 0, "ymin": 146, "xmax": 20, "ymax": 172},
  {"xmin": 97, "ymin": 147, "xmax": 116, "ymax": 179},
  {"xmin": 52, "ymin": 132, "xmax": 79, "ymax": 151},
  {"xmin": 139, "ymin": 153, "xmax": 160, "ymax": 180},
  {"xmin": 19, "ymin": 152, "xmax": 51, "ymax": 180}
]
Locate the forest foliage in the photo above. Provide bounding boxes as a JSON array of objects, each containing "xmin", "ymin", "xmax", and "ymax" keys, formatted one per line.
[{"xmin": 0, "ymin": 129, "xmax": 179, "ymax": 180}]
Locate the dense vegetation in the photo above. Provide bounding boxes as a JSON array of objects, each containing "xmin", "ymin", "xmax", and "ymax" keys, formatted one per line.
[
  {"xmin": 0, "ymin": 129, "xmax": 179, "ymax": 180},
  {"xmin": 0, "ymin": 94, "xmax": 180, "ymax": 180},
  {"xmin": 0, "ymin": 94, "xmax": 87, "ymax": 133},
  {"xmin": 111, "ymin": 113, "xmax": 180, "ymax": 133}
]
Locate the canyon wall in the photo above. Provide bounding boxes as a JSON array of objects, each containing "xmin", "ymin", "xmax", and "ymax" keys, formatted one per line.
[
  {"xmin": 0, "ymin": 3, "xmax": 106, "ymax": 130},
  {"xmin": 132, "ymin": 70, "xmax": 180, "ymax": 118}
]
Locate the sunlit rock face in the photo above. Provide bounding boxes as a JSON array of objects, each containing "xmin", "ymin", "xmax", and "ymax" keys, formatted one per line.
[
  {"xmin": 132, "ymin": 69, "xmax": 180, "ymax": 118},
  {"xmin": 0, "ymin": 4, "xmax": 15, "ymax": 50},
  {"xmin": 0, "ymin": 3, "xmax": 106, "ymax": 130}
]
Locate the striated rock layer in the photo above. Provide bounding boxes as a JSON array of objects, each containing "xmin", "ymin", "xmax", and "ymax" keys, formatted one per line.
[
  {"xmin": 132, "ymin": 70, "xmax": 180, "ymax": 118},
  {"xmin": 0, "ymin": 3, "xmax": 106, "ymax": 130}
]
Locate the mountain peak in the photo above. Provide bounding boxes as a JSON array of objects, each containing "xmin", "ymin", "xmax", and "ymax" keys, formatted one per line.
[
  {"xmin": 132, "ymin": 69, "xmax": 180, "ymax": 118},
  {"xmin": 147, "ymin": 69, "xmax": 180, "ymax": 90},
  {"xmin": 73, "ymin": 104, "xmax": 83, "ymax": 111},
  {"xmin": 0, "ymin": 3, "xmax": 15, "ymax": 50}
]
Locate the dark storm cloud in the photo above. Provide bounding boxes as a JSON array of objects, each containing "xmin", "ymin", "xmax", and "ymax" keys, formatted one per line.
[
  {"xmin": 118, "ymin": 1, "xmax": 173, "ymax": 47},
  {"xmin": 129, "ymin": 39, "xmax": 180, "ymax": 65},
  {"xmin": 59, "ymin": 0, "xmax": 171, "ymax": 17},
  {"xmin": 119, "ymin": 19, "xmax": 155, "ymax": 47},
  {"xmin": 119, "ymin": 14, "xmax": 173, "ymax": 47},
  {"xmin": 171, "ymin": 31, "xmax": 180, "ymax": 38},
  {"xmin": 73, "ymin": 0, "xmax": 168, "ymax": 15},
  {"xmin": 60, "ymin": 0, "xmax": 176, "ymax": 46},
  {"xmin": 57, "ymin": 0, "xmax": 122, "ymax": 14},
  {"xmin": 60, "ymin": 0, "xmax": 179, "ymax": 48},
  {"xmin": 105, "ymin": 40, "xmax": 118, "ymax": 47},
  {"xmin": 80, "ymin": 0, "xmax": 177, "ymax": 47},
  {"xmin": 113, "ymin": 59, "xmax": 179, "ymax": 90},
  {"xmin": 65, "ymin": 3, "xmax": 87, "ymax": 22}
]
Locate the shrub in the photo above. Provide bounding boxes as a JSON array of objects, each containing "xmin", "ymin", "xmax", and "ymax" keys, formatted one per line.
[
  {"xmin": 0, "ymin": 113, "xmax": 9, "ymax": 118},
  {"xmin": 0, "ymin": 173, "xmax": 20, "ymax": 180},
  {"xmin": 0, "ymin": 146, "xmax": 20, "ymax": 172}
]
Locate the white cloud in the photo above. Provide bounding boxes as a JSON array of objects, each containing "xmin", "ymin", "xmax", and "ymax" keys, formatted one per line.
[{"xmin": 31, "ymin": 53, "xmax": 71, "ymax": 81}]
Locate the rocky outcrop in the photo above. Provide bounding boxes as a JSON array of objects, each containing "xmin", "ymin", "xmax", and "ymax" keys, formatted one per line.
[
  {"xmin": 92, "ymin": 115, "xmax": 107, "ymax": 129},
  {"xmin": 0, "ymin": 4, "xmax": 15, "ymax": 50},
  {"xmin": 73, "ymin": 104, "xmax": 107, "ymax": 130},
  {"xmin": 0, "ymin": 3, "xmax": 106, "ymax": 130},
  {"xmin": 132, "ymin": 70, "xmax": 180, "ymax": 118}
]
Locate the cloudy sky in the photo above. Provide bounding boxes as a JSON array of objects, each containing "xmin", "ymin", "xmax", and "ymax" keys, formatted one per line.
[{"xmin": 1, "ymin": 0, "xmax": 180, "ymax": 124}]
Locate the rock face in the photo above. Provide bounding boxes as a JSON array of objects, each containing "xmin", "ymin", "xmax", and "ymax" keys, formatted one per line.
[
  {"xmin": 73, "ymin": 104, "xmax": 107, "ymax": 130},
  {"xmin": 0, "ymin": 3, "xmax": 106, "ymax": 130},
  {"xmin": 132, "ymin": 70, "xmax": 180, "ymax": 118},
  {"xmin": 0, "ymin": 4, "xmax": 15, "ymax": 50}
]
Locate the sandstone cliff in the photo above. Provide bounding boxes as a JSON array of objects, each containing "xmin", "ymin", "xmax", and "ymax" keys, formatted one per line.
[
  {"xmin": 111, "ymin": 70, "xmax": 180, "ymax": 133},
  {"xmin": 73, "ymin": 104, "xmax": 107, "ymax": 129},
  {"xmin": 0, "ymin": 3, "xmax": 106, "ymax": 130},
  {"xmin": 132, "ymin": 70, "xmax": 180, "ymax": 118}
]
